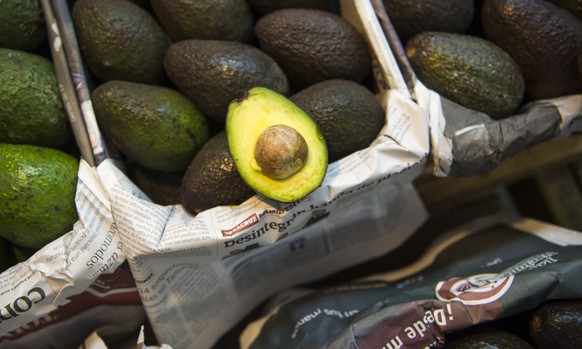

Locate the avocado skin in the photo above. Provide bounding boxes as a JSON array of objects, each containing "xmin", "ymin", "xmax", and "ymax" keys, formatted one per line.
[
  {"xmin": 72, "ymin": 0, "xmax": 169, "ymax": 84},
  {"xmin": 247, "ymin": 0, "xmax": 333, "ymax": 15},
  {"xmin": 530, "ymin": 299, "xmax": 582, "ymax": 349},
  {"xmin": 0, "ymin": 49, "xmax": 72, "ymax": 147},
  {"xmin": 92, "ymin": 80, "xmax": 210, "ymax": 173},
  {"xmin": 0, "ymin": 0, "xmax": 46, "ymax": 51},
  {"xmin": 448, "ymin": 328, "xmax": 533, "ymax": 349},
  {"xmin": 127, "ymin": 163, "xmax": 183, "ymax": 206},
  {"xmin": 548, "ymin": 0, "xmax": 582, "ymax": 20},
  {"xmin": 150, "ymin": 0, "xmax": 253, "ymax": 43},
  {"xmin": 406, "ymin": 32, "xmax": 525, "ymax": 119},
  {"xmin": 164, "ymin": 40, "xmax": 289, "ymax": 123},
  {"xmin": 291, "ymin": 79, "xmax": 385, "ymax": 162},
  {"xmin": 382, "ymin": 0, "xmax": 475, "ymax": 44},
  {"xmin": 254, "ymin": 8, "xmax": 371, "ymax": 89},
  {"xmin": 481, "ymin": 0, "xmax": 582, "ymax": 100},
  {"xmin": 180, "ymin": 131, "xmax": 255, "ymax": 215},
  {"xmin": 0, "ymin": 144, "xmax": 79, "ymax": 250}
]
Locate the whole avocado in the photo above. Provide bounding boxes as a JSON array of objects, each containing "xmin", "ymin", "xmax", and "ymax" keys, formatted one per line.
[
  {"xmin": 164, "ymin": 40, "xmax": 289, "ymax": 123},
  {"xmin": 247, "ymin": 0, "xmax": 333, "ymax": 15},
  {"xmin": 72, "ymin": 0, "xmax": 169, "ymax": 84},
  {"xmin": 150, "ymin": 0, "xmax": 254, "ymax": 42},
  {"xmin": 405, "ymin": 32, "xmax": 525, "ymax": 119},
  {"xmin": 0, "ymin": 48, "xmax": 72, "ymax": 147},
  {"xmin": 0, "ymin": 144, "xmax": 79, "ymax": 250},
  {"xmin": 92, "ymin": 80, "xmax": 210, "ymax": 173},
  {"xmin": 291, "ymin": 79, "xmax": 385, "ymax": 162},
  {"xmin": 481, "ymin": 0, "xmax": 582, "ymax": 100},
  {"xmin": 0, "ymin": 0, "xmax": 46, "ymax": 51},
  {"xmin": 382, "ymin": 0, "xmax": 475, "ymax": 44},
  {"xmin": 254, "ymin": 8, "xmax": 372, "ymax": 89},
  {"xmin": 447, "ymin": 328, "xmax": 533, "ymax": 348},
  {"xmin": 530, "ymin": 299, "xmax": 582, "ymax": 349},
  {"xmin": 180, "ymin": 131, "xmax": 255, "ymax": 215}
]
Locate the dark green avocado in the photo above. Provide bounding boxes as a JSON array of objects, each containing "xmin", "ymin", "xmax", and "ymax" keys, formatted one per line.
[
  {"xmin": 0, "ymin": 0, "xmax": 46, "ymax": 51},
  {"xmin": 447, "ymin": 328, "xmax": 533, "ymax": 349},
  {"xmin": 164, "ymin": 39, "xmax": 289, "ymax": 123},
  {"xmin": 247, "ymin": 0, "xmax": 333, "ymax": 15},
  {"xmin": 254, "ymin": 8, "xmax": 372, "ymax": 89},
  {"xmin": 405, "ymin": 31, "xmax": 525, "ymax": 119},
  {"xmin": 530, "ymin": 299, "xmax": 582, "ymax": 349},
  {"xmin": 291, "ymin": 79, "xmax": 385, "ymax": 162},
  {"xmin": 481, "ymin": 0, "xmax": 582, "ymax": 100},
  {"xmin": 180, "ymin": 131, "xmax": 256, "ymax": 215}
]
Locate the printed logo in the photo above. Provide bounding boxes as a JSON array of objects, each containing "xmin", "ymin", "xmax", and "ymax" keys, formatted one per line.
[
  {"xmin": 435, "ymin": 273, "xmax": 514, "ymax": 305},
  {"xmin": 221, "ymin": 213, "xmax": 259, "ymax": 237}
]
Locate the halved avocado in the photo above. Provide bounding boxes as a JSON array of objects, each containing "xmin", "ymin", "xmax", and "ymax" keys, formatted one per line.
[{"xmin": 226, "ymin": 87, "xmax": 328, "ymax": 203}]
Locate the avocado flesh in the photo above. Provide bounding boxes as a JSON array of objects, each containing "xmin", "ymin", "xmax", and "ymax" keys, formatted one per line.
[
  {"xmin": 91, "ymin": 80, "xmax": 210, "ymax": 173},
  {"xmin": 0, "ymin": 144, "xmax": 79, "ymax": 250},
  {"xmin": 226, "ymin": 87, "xmax": 328, "ymax": 203},
  {"xmin": 405, "ymin": 32, "xmax": 525, "ymax": 119}
]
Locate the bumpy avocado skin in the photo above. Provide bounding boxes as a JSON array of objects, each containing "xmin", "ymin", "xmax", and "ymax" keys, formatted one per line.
[
  {"xmin": 180, "ymin": 131, "xmax": 255, "ymax": 215},
  {"xmin": 0, "ymin": 144, "xmax": 79, "ymax": 250},
  {"xmin": 0, "ymin": 0, "xmax": 46, "ymax": 51},
  {"xmin": 481, "ymin": 0, "xmax": 582, "ymax": 100},
  {"xmin": 150, "ymin": 0, "xmax": 254, "ymax": 43},
  {"xmin": 0, "ymin": 49, "xmax": 72, "ymax": 147},
  {"xmin": 291, "ymin": 79, "xmax": 385, "ymax": 162},
  {"xmin": 530, "ymin": 300, "xmax": 582, "ymax": 349},
  {"xmin": 254, "ymin": 8, "xmax": 372, "ymax": 89},
  {"xmin": 448, "ymin": 328, "xmax": 533, "ymax": 349},
  {"xmin": 247, "ymin": 0, "xmax": 333, "ymax": 14},
  {"xmin": 164, "ymin": 40, "xmax": 289, "ymax": 123},
  {"xmin": 406, "ymin": 32, "xmax": 525, "ymax": 119},
  {"xmin": 72, "ymin": 0, "xmax": 169, "ymax": 84},
  {"xmin": 127, "ymin": 163, "xmax": 183, "ymax": 206},
  {"xmin": 92, "ymin": 80, "xmax": 210, "ymax": 173},
  {"xmin": 382, "ymin": 0, "xmax": 475, "ymax": 44}
]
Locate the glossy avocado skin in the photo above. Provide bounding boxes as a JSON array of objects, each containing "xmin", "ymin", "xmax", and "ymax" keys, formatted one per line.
[
  {"xmin": 180, "ymin": 131, "xmax": 255, "ymax": 215},
  {"xmin": 481, "ymin": 0, "xmax": 582, "ymax": 100},
  {"xmin": 0, "ymin": 0, "xmax": 46, "ymax": 51},
  {"xmin": 150, "ymin": 0, "xmax": 254, "ymax": 43},
  {"xmin": 254, "ymin": 8, "xmax": 371, "ymax": 89},
  {"xmin": 0, "ymin": 144, "xmax": 79, "ymax": 250},
  {"xmin": 72, "ymin": 0, "xmax": 169, "ymax": 84},
  {"xmin": 291, "ymin": 79, "xmax": 385, "ymax": 162},
  {"xmin": 92, "ymin": 80, "xmax": 210, "ymax": 173},
  {"xmin": 164, "ymin": 40, "xmax": 289, "ymax": 123},
  {"xmin": 530, "ymin": 300, "xmax": 582, "ymax": 349},
  {"xmin": 406, "ymin": 32, "xmax": 525, "ymax": 119},
  {"xmin": 0, "ymin": 49, "xmax": 72, "ymax": 147},
  {"xmin": 447, "ymin": 328, "xmax": 534, "ymax": 349},
  {"xmin": 382, "ymin": 0, "xmax": 475, "ymax": 44}
]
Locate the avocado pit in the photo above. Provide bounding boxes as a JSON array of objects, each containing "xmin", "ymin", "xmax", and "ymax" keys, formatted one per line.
[{"xmin": 254, "ymin": 124, "xmax": 308, "ymax": 180}]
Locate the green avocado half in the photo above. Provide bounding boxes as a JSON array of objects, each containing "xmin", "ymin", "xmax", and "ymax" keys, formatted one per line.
[{"xmin": 226, "ymin": 87, "xmax": 328, "ymax": 203}]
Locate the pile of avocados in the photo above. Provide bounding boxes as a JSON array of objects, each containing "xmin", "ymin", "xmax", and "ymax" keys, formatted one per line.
[
  {"xmin": 0, "ymin": 0, "xmax": 81, "ymax": 271},
  {"xmin": 71, "ymin": 0, "xmax": 385, "ymax": 214},
  {"xmin": 386, "ymin": 0, "xmax": 582, "ymax": 119}
]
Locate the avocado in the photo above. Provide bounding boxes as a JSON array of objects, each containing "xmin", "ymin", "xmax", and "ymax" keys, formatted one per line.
[
  {"xmin": 12, "ymin": 244, "xmax": 37, "ymax": 264},
  {"xmin": 180, "ymin": 131, "xmax": 256, "ymax": 215},
  {"xmin": 530, "ymin": 299, "xmax": 582, "ymax": 349},
  {"xmin": 0, "ymin": 48, "xmax": 72, "ymax": 147},
  {"xmin": 254, "ymin": 8, "xmax": 372, "ymax": 89},
  {"xmin": 247, "ymin": 0, "xmax": 333, "ymax": 15},
  {"xmin": 447, "ymin": 328, "xmax": 533, "ymax": 348},
  {"xmin": 382, "ymin": 0, "xmax": 475, "ymax": 44},
  {"xmin": 0, "ymin": 0, "xmax": 46, "ymax": 51},
  {"xmin": 164, "ymin": 39, "xmax": 289, "ymax": 123},
  {"xmin": 127, "ymin": 163, "xmax": 183, "ymax": 206},
  {"xmin": 291, "ymin": 79, "xmax": 385, "ymax": 162},
  {"xmin": 226, "ymin": 87, "xmax": 328, "ymax": 203},
  {"xmin": 0, "ymin": 238, "xmax": 11, "ymax": 272},
  {"xmin": 150, "ymin": 0, "xmax": 254, "ymax": 43},
  {"xmin": 481, "ymin": 0, "xmax": 582, "ymax": 100},
  {"xmin": 72, "ymin": 0, "xmax": 169, "ymax": 84},
  {"xmin": 0, "ymin": 144, "xmax": 79, "ymax": 250},
  {"xmin": 92, "ymin": 80, "xmax": 210, "ymax": 173},
  {"xmin": 405, "ymin": 32, "xmax": 525, "ymax": 119},
  {"xmin": 548, "ymin": 0, "xmax": 582, "ymax": 20}
]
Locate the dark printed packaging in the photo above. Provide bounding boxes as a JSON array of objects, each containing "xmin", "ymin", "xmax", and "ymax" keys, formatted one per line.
[{"xmin": 240, "ymin": 213, "xmax": 582, "ymax": 349}]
